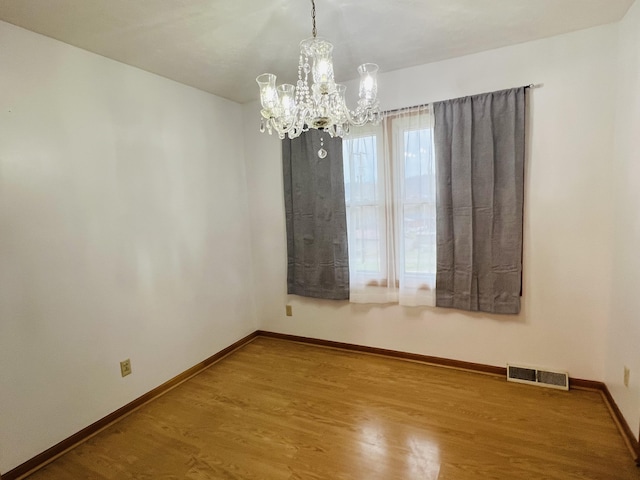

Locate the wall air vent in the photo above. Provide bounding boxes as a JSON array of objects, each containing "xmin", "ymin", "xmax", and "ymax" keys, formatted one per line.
[{"xmin": 507, "ymin": 364, "xmax": 569, "ymax": 391}]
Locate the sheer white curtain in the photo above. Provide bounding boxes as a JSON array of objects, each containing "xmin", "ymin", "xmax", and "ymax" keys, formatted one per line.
[
  {"xmin": 343, "ymin": 105, "xmax": 436, "ymax": 306},
  {"xmin": 343, "ymin": 125, "xmax": 397, "ymax": 303}
]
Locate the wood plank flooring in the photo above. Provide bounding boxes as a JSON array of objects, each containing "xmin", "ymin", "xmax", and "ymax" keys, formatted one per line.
[{"xmin": 25, "ymin": 337, "xmax": 640, "ymax": 479}]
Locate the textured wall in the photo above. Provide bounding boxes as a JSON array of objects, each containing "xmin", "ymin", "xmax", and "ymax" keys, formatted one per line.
[
  {"xmin": 607, "ymin": 0, "xmax": 640, "ymax": 442},
  {"xmin": 0, "ymin": 21, "xmax": 257, "ymax": 473}
]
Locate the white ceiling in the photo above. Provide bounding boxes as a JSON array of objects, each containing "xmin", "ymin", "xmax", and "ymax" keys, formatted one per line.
[{"xmin": 0, "ymin": 0, "xmax": 634, "ymax": 104}]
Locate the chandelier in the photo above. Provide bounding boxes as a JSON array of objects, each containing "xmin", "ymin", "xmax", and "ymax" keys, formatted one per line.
[{"xmin": 256, "ymin": 0, "xmax": 381, "ymax": 140}]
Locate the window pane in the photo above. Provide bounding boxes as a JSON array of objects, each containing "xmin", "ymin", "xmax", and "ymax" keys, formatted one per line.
[
  {"xmin": 343, "ymin": 135, "xmax": 378, "ymax": 204},
  {"xmin": 347, "ymin": 205, "xmax": 383, "ymax": 273},
  {"xmin": 403, "ymin": 204, "xmax": 436, "ymax": 274},
  {"xmin": 404, "ymin": 128, "xmax": 435, "ymax": 202}
]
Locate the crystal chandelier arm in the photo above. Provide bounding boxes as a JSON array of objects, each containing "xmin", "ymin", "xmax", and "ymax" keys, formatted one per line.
[
  {"xmin": 343, "ymin": 102, "xmax": 381, "ymax": 127},
  {"xmin": 256, "ymin": 0, "xmax": 381, "ymax": 139}
]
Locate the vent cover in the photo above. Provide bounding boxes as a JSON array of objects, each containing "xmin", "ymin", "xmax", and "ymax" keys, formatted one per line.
[{"xmin": 507, "ymin": 364, "xmax": 569, "ymax": 391}]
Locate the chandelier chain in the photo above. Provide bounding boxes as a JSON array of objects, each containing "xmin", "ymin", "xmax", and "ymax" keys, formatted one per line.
[{"xmin": 311, "ymin": 0, "xmax": 317, "ymax": 38}]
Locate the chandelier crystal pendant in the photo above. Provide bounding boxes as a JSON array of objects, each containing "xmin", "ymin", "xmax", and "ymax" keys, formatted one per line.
[{"xmin": 256, "ymin": 0, "xmax": 381, "ymax": 139}]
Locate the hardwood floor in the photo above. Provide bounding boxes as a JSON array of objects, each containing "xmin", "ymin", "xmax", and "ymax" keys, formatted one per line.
[{"xmin": 25, "ymin": 337, "xmax": 639, "ymax": 479}]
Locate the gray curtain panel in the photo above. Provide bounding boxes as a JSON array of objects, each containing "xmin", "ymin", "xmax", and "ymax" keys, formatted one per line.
[
  {"xmin": 434, "ymin": 87, "xmax": 526, "ymax": 314},
  {"xmin": 282, "ymin": 130, "xmax": 349, "ymax": 300}
]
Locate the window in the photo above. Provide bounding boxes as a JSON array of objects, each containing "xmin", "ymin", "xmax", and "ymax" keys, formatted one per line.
[
  {"xmin": 343, "ymin": 128, "xmax": 387, "ymax": 283},
  {"xmin": 343, "ymin": 105, "xmax": 436, "ymax": 306}
]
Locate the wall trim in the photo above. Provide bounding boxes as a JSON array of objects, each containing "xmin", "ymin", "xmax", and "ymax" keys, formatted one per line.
[
  {"xmin": 257, "ymin": 330, "xmax": 640, "ymax": 464},
  {"xmin": 4, "ymin": 329, "xmax": 638, "ymax": 478},
  {"xmin": 599, "ymin": 382, "xmax": 640, "ymax": 466},
  {"xmin": 257, "ymin": 330, "xmax": 509, "ymax": 375},
  {"xmin": 2, "ymin": 331, "xmax": 259, "ymax": 480}
]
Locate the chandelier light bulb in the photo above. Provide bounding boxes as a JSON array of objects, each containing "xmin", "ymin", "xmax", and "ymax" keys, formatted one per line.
[
  {"xmin": 256, "ymin": 0, "xmax": 381, "ymax": 140},
  {"xmin": 310, "ymin": 39, "xmax": 334, "ymax": 89},
  {"xmin": 278, "ymin": 84, "xmax": 296, "ymax": 115},
  {"xmin": 316, "ymin": 60, "xmax": 331, "ymax": 84},
  {"xmin": 256, "ymin": 73, "xmax": 278, "ymax": 111},
  {"xmin": 358, "ymin": 63, "xmax": 378, "ymax": 105}
]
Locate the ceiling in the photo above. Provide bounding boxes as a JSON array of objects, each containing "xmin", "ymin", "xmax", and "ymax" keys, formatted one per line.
[{"xmin": 0, "ymin": 0, "xmax": 634, "ymax": 104}]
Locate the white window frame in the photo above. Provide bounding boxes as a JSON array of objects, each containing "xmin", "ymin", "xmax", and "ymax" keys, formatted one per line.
[
  {"xmin": 343, "ymin": 124, "xmax": 389, "ymax": 287},
  {"xmin": 343, "ymin": 107, "xmax": 436, "ymax": 305}
]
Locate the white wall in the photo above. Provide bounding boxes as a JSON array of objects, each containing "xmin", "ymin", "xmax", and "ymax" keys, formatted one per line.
[
  {"xmin": 607, "ymin": 0, "xmax": 640, "ymax": 441},
  {"xmin": 0, "ymin": 21, "xmax": 257, "ymax": 473},
  {"xmin": 245, "ymin": 24, "xmax": 618, "ymax": 385}
]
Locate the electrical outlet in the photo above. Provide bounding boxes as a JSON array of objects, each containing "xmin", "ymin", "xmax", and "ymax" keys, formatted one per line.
[
  {"xmin": 286, "ymin": 305, "xmax": 293, "ymax": 316},
  {"xmin": 624, "ymin": 366, "xmax": 630, "ymax": 388},
  {"xmin": 120, "ymin": 359, "xmax": 132, "ymax": 377}
]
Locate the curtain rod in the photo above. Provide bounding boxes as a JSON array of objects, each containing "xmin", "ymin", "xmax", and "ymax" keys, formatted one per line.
[{"xmin": 382, "ymin": 83, "xmax": 540, "ymax": 115}]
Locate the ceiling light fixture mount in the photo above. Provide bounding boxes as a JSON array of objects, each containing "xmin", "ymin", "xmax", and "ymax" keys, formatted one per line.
[{"xmin": 256, "ymin": 0, "xmax": 381, "ymax": 139}]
